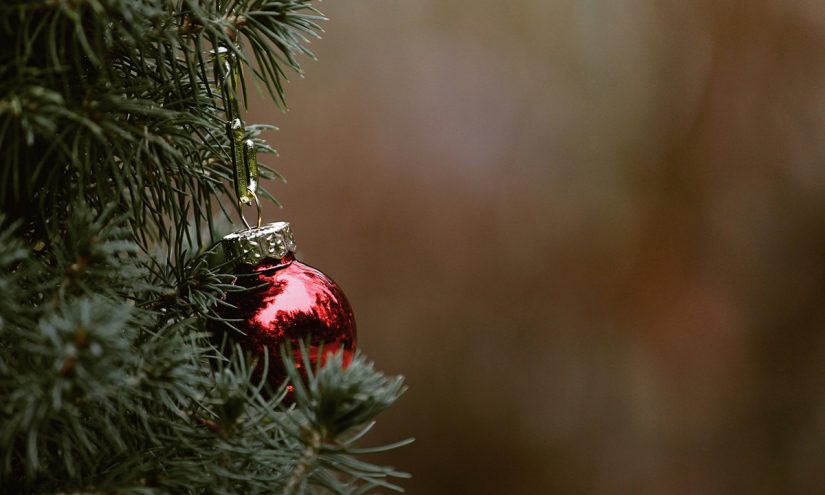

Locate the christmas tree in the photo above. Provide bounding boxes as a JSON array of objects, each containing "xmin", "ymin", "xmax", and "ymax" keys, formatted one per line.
[{"xmin": 0, "ymin": 1, "xmax": 409, "ymax": 493}]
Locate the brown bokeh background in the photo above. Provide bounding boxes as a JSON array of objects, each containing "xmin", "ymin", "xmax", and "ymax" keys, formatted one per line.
[{"xmin": 247, "ymin": 1, "xmax": 825, "ymax": 493}]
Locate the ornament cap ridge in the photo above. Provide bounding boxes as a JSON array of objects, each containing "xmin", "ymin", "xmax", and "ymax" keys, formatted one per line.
[{"xmin": 222, "ymin": 221, "xmax": 296, "ymax": 265}]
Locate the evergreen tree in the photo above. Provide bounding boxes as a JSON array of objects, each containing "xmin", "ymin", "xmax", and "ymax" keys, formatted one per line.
[{"xmin": 0, "ymin": 1, "xmax": 409, "ymax": 493}]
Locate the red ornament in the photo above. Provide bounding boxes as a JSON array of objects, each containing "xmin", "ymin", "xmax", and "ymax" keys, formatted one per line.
[{"xmin": 214, "ymin": 223, "xmax": 356, "ymax": 391}]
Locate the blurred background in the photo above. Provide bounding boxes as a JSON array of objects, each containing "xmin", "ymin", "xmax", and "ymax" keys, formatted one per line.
[{"xmin": 247, "ymin": 1, "xmax": 825, "ymax": 493}]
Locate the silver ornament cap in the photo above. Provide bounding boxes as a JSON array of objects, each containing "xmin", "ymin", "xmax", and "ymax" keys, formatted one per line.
[{"xmin": 222, "ymin": 221, "xmax": 297, "ymax": 265}]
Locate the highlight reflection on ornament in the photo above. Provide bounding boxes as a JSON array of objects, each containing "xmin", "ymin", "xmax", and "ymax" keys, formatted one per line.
[{"xmin": 217, "ymin": 251, "xmax": 357, "ymax": 390}]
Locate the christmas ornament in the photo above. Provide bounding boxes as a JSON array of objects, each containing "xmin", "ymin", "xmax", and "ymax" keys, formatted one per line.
[
  {"xmin": 216, "ymin": 222, "xmax": 356, "ymax": 390},
  {"xmin": 210, "ymin": 46, "xmax": 356, "ymax": 391}
]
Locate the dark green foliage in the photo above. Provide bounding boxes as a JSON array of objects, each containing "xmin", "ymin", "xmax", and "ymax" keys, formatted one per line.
[
  {"xmin": 0, "ymin": 1, "xmax": 408, "ymax": 493},
  {"xmin": 282, "ymin": 348, "xmax": 412, "ymax": 494}
]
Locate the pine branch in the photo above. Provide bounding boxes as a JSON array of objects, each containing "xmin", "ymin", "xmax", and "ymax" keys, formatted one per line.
[
  {"xmin": 280, "ymin": 347, "xmax": 413, "ymax": 493},
  {"xmin": 0, "ymin": 0, "xmax": 314, "ymax": 255}
]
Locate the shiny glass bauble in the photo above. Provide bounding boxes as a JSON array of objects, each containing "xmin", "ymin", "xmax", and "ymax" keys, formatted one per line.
[{"xmin": 214, "ymin": 251, "xmax": 356, "ymax": 391}]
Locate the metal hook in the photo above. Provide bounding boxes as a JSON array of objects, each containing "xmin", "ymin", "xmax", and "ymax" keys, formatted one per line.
[
  {"xmin": 216, "ymin": 43, "xmax": 262, "ymax": 231},
  {"xmin": 240, "ymin": 189, "xmax": 262, "ymax": 230}
]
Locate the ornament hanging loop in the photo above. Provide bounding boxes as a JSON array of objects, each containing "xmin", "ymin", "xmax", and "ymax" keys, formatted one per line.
[
  {"xmin": 216, "ymin": 42, "xmax": 261, "ymax": 226},
  {"xmin": 240, "ymin": 189, "xmax": 262, "ymax": 230}
]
